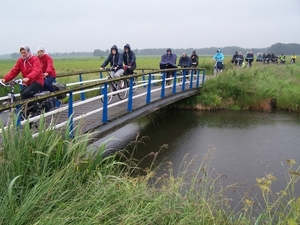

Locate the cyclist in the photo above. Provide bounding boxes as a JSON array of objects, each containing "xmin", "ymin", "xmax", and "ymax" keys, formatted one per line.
[
  {"xmin": 191, "ymin": 50, "xmax": 199, "ymax": 74},
  {"xmin": 291, "ymin": 54, "xmax": 296, "ymax": 64},
  {"xmin": 123, "ymin": 44, "xmax": 136, "ymax": 75},
  {"xmin": 1, "ymin": 45, "xmax": 44, "ymax": 101},
  {"xmin": 231, "ymin": 51, "xmax": 239, "ymax": 66},
  {"xmin": 245, "ymin": 51, "xmax": 254, "ymax": 67},
  {"xmin": 159, "ymin": 48, "xmax": 177, "ymax": 83},
  {"xmin": 37, "ymin": 46, "xmax": 56, "ymax": 92},
  {"xmin": 279, "ymin": 54, "xmax": 286, "ymax": 65},
  {"xmin": 178, "ymin": 53, "xmax": 192, "ymax": 82},
  {"xmin": 213, "ymin": 49, "xmax": 224, "ymax": 73},
  {"xmin": 100, "ymin": 45, "xmax": 124, "ymax": 82}
]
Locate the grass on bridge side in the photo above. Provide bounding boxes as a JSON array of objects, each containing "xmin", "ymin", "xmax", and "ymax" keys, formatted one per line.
[{"xmin": 0, "ymin": 117, "xmax": 299, "ymax": 224}]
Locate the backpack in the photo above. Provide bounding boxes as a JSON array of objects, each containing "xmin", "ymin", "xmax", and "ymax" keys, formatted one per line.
[{"xmin": 53, "ymin": 83, "xmax": 67, "ymax": 99}]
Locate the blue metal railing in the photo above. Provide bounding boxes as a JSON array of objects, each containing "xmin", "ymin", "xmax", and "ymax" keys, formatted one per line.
[{"xmin": 0, "ymin": 68, "xmax": 205, "ymax": 138}]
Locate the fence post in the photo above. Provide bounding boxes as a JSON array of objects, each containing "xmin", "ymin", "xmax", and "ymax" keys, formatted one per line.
[
  {"xmin": 172, "ymin": 70, "xmax": 177, "ymax": 94},
  {"xmin": 128, "ymin": 77, "xmax": 133, "ymax": 111},
  {"xmin": 79, "ymin": 74, "xmax": 86, "ymax": 101},
  {"xmin": 102, "ymin": 82, "xmax": 108, "ymax": 123},
  {"xmin": 161, "ymin": 72, "xmax": 166, "ymax": 98},
  {"xmin": 68, "ymin": 91, "xmax": 74, "ymax": 138},
  {"xmin": 146, "ymin": 73, "xmax": 151, "ymax": 104},
  {"xmin": 100, "ymin": 71, "xmax": 103, "ymax": 79}
]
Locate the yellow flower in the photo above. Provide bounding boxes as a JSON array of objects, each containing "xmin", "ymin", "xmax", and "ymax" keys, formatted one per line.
[{"xmin": 286, "ymin": 159, "xmax": 296, "ymax": 165}]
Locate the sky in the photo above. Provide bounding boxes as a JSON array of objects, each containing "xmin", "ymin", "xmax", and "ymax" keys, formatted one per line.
[{"xmin": 0, "ymin": 0, "xmax": 299, "ymax": 55}]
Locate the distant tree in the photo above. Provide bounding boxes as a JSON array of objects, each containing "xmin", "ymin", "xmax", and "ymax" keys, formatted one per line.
[
  {"xmin": 11, "ymin": 53, "xmax": 19, "ymax": 59},
  {"xmin": 93, "ymin": 49, "xmax": 101, "ymax": 57}
]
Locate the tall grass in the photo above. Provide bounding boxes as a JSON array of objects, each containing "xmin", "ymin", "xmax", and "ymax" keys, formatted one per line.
[
  {"xmin": 177, "ymin": 64, "xmax": 300, "ymax": 112},
  {"xmin": 0, "ymin": 115, "xmax": 299, "ymax": 224}
]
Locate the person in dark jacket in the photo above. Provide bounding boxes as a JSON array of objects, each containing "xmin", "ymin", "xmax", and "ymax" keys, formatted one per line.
[
  {"xmin": 100, "ymin": 45, "xmax": 124, "ymax": 78},
  {"xmin": 245, "ymin": 51, "xmax": 254, "ymax": 67},
  {"xmin": 178, "ymin": 53, "xmax": 192, "ymax": 76},
  {"xmin": 231, "ymin": 51, "xmax": 239, "ymax": 66},
  {"xmin": 191, "ymin": 50, "xmax": 199, "ymax": 74},
  {"xmin": 123, "ymin": 44, "xmax": 136, "ymax": 75},
  {"xmin": 159, "ymin": 48, "xmax": 177, "ymax": 80}
]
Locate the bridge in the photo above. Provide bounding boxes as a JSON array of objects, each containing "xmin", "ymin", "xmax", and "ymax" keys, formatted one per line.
[{"xmin": 0, "ymin": 68, "xmax": 206, "ymax": 138}]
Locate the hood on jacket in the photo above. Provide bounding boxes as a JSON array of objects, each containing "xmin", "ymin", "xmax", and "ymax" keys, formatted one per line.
[
  {"xmin": 124, "ymin": 44, "xmax": 131, "ymax": 51},
  {"xmin": 166, "ymin": 48, "xmax": 172, "ymax": 54},
  {"xmin": 111, "ymin": 45, "xmax": 118, "ymax": 54},
  {"xmin": 37, "ymin": 46, "xmax": 45, "ymax": 53},
  {"xmin": 20, "ymin": 45, "xmax": 33, "ymax": 60}
]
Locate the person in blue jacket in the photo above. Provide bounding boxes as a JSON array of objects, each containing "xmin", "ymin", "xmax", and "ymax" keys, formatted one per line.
[
  {"xmin": 213, "ymin": 49, "xmax": 224, "ymax": 71},
  {"xmin": 159, "ymin": 48, "xmax": 177, "ymax": 81},
  {"xmin": 100, "ymin": 45, "xmax": 124, "ymax": 79}
]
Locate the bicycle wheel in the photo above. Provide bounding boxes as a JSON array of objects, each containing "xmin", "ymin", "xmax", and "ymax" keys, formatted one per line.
[
  {"xmin": 132, "ymin": 77, "xmax": 138, "ymax": 93},
  {"xmin": 117, "ymin": 79, "xmax": 128, "ymax": 100},
  {"xmin": 100, "ymin": 84, "xmax": 113, "ymax": 104}
]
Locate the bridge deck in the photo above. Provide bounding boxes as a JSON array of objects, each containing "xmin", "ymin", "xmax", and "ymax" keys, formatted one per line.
[{"xmin": 53, "ymin": 83, "xmax": 199, "ymax": 137}]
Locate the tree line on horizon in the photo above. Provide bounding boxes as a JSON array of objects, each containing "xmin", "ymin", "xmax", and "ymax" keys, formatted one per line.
[{"xmin": 4, "ymin": 43, "xmax": 300, "ymax": 59}]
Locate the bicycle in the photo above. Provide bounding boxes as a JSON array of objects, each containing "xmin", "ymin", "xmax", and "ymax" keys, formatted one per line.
[
  {"xmin": 213, "ymin": 60, "xmax": 223, "ymax": 76},
  {"xmin": 245, "ymin": 58, "xmax": 253, "ymax": 68},
  {"xmin": 0, "ymin": 79, "xmax": 23, "ymax": 126},
  {"xmin": 0, "ymin": 79, "xmax": 57, "ymax": 128},
  {"xmin": 100, "ymin": 67, "xmax": 128, "ymax": 104}
]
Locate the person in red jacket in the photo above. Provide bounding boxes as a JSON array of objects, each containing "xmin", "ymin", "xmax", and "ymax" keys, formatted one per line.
[
  {"xmin": 1, "ymin": 45, "xmax": 44, "ymax": 100},
  {"xmin": 37, "ymin": 46, "xmax": 56, "ymax": 92}
]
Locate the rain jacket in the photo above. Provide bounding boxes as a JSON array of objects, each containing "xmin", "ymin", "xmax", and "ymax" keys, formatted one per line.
[
  {"xmin": 213, "ymin": 52, "xmax": 224, "ymax": 62},
  {"xmin": 160, "ymin": 49, "xmax": 177, "ymax": 66},
  {"xmin": 4, "ymin": 54, "xmax": 44, "ymax": 86},
  {"xmin": 178, "ymin": 56, "xmax": 192, "ymax": 67},
  {"xmin": 101, "ymin": 45, "xmax": 123, "ymax": 70},
  {"xmin": 122, "ymin": 44, "xmax": 136, "ymax": 68},
  {"xmin": 38, "ymin": 54, "xmax": 56, "ymax": 78}
]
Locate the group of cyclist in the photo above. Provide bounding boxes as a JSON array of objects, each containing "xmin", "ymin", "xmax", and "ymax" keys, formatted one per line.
[
  {"xmin": 232, "ymin": 52, "xmax": 297, "ymax": 67},
  {"xmin": 0, "ymin": 45, "xmax": 56, "ymax": 101},
  {"xmin": 100, "ymin": 44, "xmax": 137, "ymax": 80}
]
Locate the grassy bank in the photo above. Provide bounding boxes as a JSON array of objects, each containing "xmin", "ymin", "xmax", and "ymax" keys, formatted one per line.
[
  {"xmin": 176, "ymin": 64, "xmax": 300, "ymax": 112},
  {"xmin": 0, "ymin": 118, "xmax": 299, "ymax": 224}
]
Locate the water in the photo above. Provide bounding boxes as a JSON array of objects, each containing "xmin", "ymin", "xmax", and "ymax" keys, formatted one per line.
[{"xmin": 92, "ymin": 109, "xmax": 300, "ymax": 208}]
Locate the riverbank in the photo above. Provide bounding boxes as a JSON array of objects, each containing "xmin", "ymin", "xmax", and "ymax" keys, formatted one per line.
[
  {"xmin": 175, "ymin": 64, "xmax": 300, "ymax": 112},
  {"xmin": 0, "ymin": 117, "xmax": 299, "ymax": 224}
]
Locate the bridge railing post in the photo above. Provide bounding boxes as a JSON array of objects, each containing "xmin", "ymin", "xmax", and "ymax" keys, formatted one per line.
[
  {"xmin": 161, "ymin": 72, "xmax": 166, "ymax": 98},
  {"xmin": 172, "ymin": 69, "xmax": 177, "ymax": 94},
  {"xmin": 196, "ymin": 69, "xmax": 200, "ymax": 88},
  {"xmin": 68, "ymin": 91, "xmax": 74, "ymax": 138},
  {"xmin": 182, "ymin": 70, "xmax": 186, "ymax": 91},
  {"xmin": 146, "ymin": 73, "xmax": 151, "ymax": 104},
  {"xmin": 102, "ymin": 82, "xmax": 108, "ymax": 123},
  {"xmin": 202, "ymin": 69, "xmax": 206, "ymax": 86},
  {"xmin": 127, "ymin": 76, "xmax": 134, "ymax": 111},
  {"xmin": 79, "ymin": 74, "xmax": 86, "ymax": 101},
  {"xmin": 189, "ymin": 69, "xmax": 193, "ymax": 89}
]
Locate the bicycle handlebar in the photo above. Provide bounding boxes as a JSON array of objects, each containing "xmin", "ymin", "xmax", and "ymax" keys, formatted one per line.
[{"xmin": 0, "ymin": 79, "xmax": 23, "ymax": 87}]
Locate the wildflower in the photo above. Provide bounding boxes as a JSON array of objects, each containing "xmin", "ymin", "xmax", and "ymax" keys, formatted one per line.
[{"xmin": 285, "ymin": 159, "xmax": 296, "ymax": 165}]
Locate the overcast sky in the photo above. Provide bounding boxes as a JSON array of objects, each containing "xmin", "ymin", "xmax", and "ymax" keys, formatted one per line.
[{"xmin": 1, "ymin": 0, "xmax": 299, "ymax": 54}]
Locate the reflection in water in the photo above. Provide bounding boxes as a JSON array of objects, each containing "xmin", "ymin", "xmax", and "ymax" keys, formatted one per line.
[{"xmin": 92, "ymin": 109, "xmax": 300, "ymax": 208}]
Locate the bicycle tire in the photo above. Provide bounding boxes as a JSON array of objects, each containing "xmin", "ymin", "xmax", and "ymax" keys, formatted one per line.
[
  {"xmin": 117, "ymin": 79, "xmax": 128, "ymax": 100},
  {"xmin": 100, "ymin": 84, "xmax": 113, "ymax": 104},
  {"xmin": 132, "ymin": 77, "xmax": 138, "ymax": 93}
]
